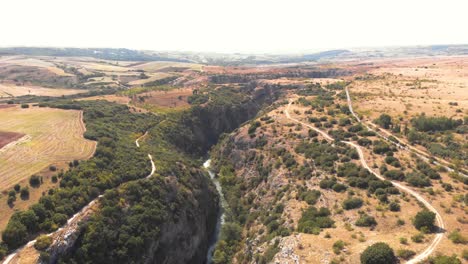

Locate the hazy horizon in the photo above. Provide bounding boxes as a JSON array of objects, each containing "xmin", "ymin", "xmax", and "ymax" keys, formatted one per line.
[{"xmin": 1, "ymin": 0, "xmax": 467, "ymax": 54}]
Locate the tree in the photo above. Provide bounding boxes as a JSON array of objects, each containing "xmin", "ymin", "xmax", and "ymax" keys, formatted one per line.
[
  {"xmin": 360, "ymin": 242, "xmax": 397, "ymax": 264},
  {"xmin": 34, "ymin": 235, "xmax": 52, "ymax": 251},
  {"xmin": 413, "ymin": 210, "xmax": 436, "ymax": 231},
  {"xmin": 375, "ymin": 114, "xmax": 392, "ymax": 129},
  {"xmin": 29, "ymin": 175, "xmax": 41, "ymax": 187},
  {"xmin": 2, "ymin": 221, "xmax": 28, "ymax": 249}
]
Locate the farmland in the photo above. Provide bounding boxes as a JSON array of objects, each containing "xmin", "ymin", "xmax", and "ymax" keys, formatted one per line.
[
  {"xmin": 0, "ymin": 131, "xmax": 24, "ymax": 149},
  {"xmin": 0, "ymin": 105, "xmax": 96, "ymax": 190}
]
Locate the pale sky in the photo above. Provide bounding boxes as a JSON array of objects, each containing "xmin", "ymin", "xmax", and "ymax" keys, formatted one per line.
[{"xmin": 1, "ymin": 0, "xmax": 467, "ymax": 54}]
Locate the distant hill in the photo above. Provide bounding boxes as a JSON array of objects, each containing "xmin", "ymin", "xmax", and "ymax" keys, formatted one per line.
[
  {"xmin": 1, "ymin": 45, "xmax": 467, "ymax": 65},
  {"xmin": 0, "ymin": 47, "xmax": 190, "ymax": 62}
]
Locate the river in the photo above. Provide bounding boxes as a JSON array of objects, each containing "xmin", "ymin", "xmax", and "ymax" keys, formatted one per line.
[{"xmin": 203, "ymin": 159, "xmax": 226, "ymax": 264}]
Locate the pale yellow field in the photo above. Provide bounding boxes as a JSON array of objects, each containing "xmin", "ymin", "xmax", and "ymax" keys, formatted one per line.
[
  {"xmin": 0, "ymin": 106, "xmax": 96, "ymax": 190},
  {"xmin": 349, "ymin": 56, "xmax": 468, "ymax": 120},
  {"xmin": 0, "ymin": 83, "xmax": 86, "ymax": 97},
  {"xmin": 128, "ymin": 72, "xmax": 173, "ymax": 85},
  {"xmin": 131, "ymin": 61, "xmax": 203, "ymax": 72},
  {"xmin": 0, "ymin": 56, "xmax": 73, "ymax": 76}
]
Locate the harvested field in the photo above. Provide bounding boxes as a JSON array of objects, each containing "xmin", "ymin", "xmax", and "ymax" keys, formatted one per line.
[
  {"xmin": 79, "ymin": 94, "xmax": 131, "ymax": 104},
  {"xmin": 132, "ymin": 88, "xmax": 193, "ymax": 108},
  {"xmin": 128, "ymin": 72, "xmax": 173, "ymax": 85},
  {"xmin": 349, "ymin": 56, "xmax": 468, "ymax": 120},
  {"xmin": 0, "ymin": 106, "xmax": 96, "ymax": 190},
  {"xmin": 0, "ymin": 131, "xmax": 25, "ymax": 149},
  {"xmin": 0, "ymin": 83, "xmax": 86, "ymax": 97}
]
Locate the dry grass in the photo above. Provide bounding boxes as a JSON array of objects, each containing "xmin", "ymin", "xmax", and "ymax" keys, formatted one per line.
[
  {"xmin": 349, "ymin": 56, "xmax": 468, "ymax": 120},
  {"xmin": 0, "ymin": 83, "xmax": 86, "ymax": 97},
  {"xmin": 0, "ymin": 106, "xmax": 96, "ymax": 190},
  {"xmin": 131, "ymin": 88, "xmax": 193, "ymax": 109}
]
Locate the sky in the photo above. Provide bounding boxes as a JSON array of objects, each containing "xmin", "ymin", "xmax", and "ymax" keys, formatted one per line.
[{"xmin": 1, "ymin": 0, "xmax": 467, "ymax": 54}]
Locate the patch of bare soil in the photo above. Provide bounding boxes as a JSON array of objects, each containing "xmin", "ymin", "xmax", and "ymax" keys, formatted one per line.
[{"xmin": 0, "ymin": 131, "xmax": 25, "ymax": 149}]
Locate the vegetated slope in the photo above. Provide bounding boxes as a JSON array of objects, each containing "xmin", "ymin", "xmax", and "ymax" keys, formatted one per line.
[
  {"xmin": 209, "ymin": 81, "xmax": 466, "ymax": 263},
  {"xmin": 46, "ymin": 83, "xmax": 280, "ymax": 263},
  {"xmin": 0, "ymin": 106, "xmax": 96, "ymax": 190},
  {"xmin": 0, "ymin": 101, "xmax": 159, "ymax": 257}
]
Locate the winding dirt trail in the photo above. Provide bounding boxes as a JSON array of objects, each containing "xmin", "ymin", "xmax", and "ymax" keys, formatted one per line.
[
  {"xmin": 345, "ymin": 87, "xmax": 467, "ymax": 178},
  {"xmin": 285, "ymin": 99, "xmax": 445, "ymax": 264},
  {"xmin": 2, "ymin": 132, "xmax": 155, "ymax": 264}
]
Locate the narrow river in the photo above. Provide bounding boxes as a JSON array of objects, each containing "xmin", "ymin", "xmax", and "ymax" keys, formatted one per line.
[{"xmin": 203, "ymin": 159, "xmax": 226, "ymax": 264}]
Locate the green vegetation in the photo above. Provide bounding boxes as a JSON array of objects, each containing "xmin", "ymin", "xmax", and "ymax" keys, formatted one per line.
[
  {"xmin": 448, "ymin": 230, "xmax": 467, "ymax": 244},
  {"xmin": 343, "ymin": 197, "xmax": 363, "ymax": 210},
  {"xmin": 34, "ymin": 235, "xmax": 52, "ymax": 251},
  {"xmin": 396, "ymin": 249, "xmax": 415, "ymax": 260},
  {"xmin": 298, "ymin": 207, "xmax": 334, "ymax": 234},
  {"xmin": 355, "ymin": 214, "xmax": 377, "ymax": 227},
  {"xmin": 2, "ymin": 101, "xmax": 159, "ymax": 251},
  {"xmin": 428, "ymin": 254, "xmax": 462, "ymax": 264},
  {"xmin": 332, "ymin": 240, "xmax": 346, "ymax": 254},
  {"xmin": 411, "ymin": 114, "xmax": 462, "ymax": 132},
  {"xmin": 413, "ymin": 210, "xmax": 436, "ymax": 232},
  {"xmin": 374, "ymin": 114, "xmax": 392, "ymax": 129},
  {"xmin": 360, "ymin": 242, "xmax": 397, "ymax": 264}
]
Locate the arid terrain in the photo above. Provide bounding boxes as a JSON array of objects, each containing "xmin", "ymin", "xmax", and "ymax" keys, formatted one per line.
[{"xmin": 0, "ymin": 49, "xmax": 466, "ymax": 264}]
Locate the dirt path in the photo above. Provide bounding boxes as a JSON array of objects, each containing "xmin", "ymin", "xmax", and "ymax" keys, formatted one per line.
[
  {"xmin": 285, "ymin": 100, "xmax": 445, "ymax": 264},
  {"xmin": 3, "ymin": 132, "xmax": 155, "ymax": 264},
  {"xmin": 345, "ymin": 87, "xmax": 467, "ymax": 178}
]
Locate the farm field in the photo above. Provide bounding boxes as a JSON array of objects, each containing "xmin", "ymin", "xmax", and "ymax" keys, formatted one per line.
[
  {"xmin": 348, "ymin": 56, "xmax": 468, "ymax": 120},
  {"xmin": 0, "ymin": 106, "xmax": 96, "ymax": 191},
  {"xmin": 0, "ymin": 83, "xmax": 86, "ymax": 97},
  {"xmin": 0, "ymin": 131, "xmax": 24, "ymax": 149}
]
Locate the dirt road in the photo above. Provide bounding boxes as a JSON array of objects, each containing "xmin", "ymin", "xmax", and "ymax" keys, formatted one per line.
[
  {"xmin": 285, "ymin": 100, "xmax": 445, "ymax": 264},
  {"xmin": 345, "ymin": 87, "xmax": 467, "ymax": 178}
]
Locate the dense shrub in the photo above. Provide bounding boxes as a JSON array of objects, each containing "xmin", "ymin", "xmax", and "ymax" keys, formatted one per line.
[
  {"xmin": 413, "ymin": 210, "xmax": 436, "ymax": 231},
  {"xmin": 411, "ymin": 114, "xmax": 461, "ymax": 132},
  {"xmin": 355, "ymin": 214, "xmax": 377, "ymax": 227},
  {"xmin": 34, "ymin": 235, "xmax": 52, "ymax": 251},
  {"xmin": 384, "ymin": 170, "xmax": 405, "ymax": 181},
  {"xmin": 360, "ymin": 242, "xmax": 397, "ymax": 264},
  {"xmin": 375, "ymin": 114, "xmax": 392, "ymax": 129},
  {"xmin": 343, "ymin": 198, "xmax": 363, "ymax": 210},
  {"xmin": 298, "ymin": 207, "xmax": 334, "ymax": 234},
  {"xmin": 397, "ymin": 249, "xmax": 416, "ymax": 260}
]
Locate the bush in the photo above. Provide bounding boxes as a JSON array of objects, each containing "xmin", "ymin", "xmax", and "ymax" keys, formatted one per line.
[
  {"xmin": 298, "ymin": 207, "xmax": 334, "ymax": 234},
  {"xmin": 332, "ymin": 183, "xmax": 348, "ymax": 193},
  {"xmin": 343, "ymin": 198, "xmax": 363, "ymax": 210},
  {"xmin": 384, "ymin": 170, "xmax": 405, "ymax": 181},
  {"xmin": 34, "ymin": 235, "xmax": 52, "ymax": 251},
  {"xmin": 373, "ymin": 141, "xmax": 391, "ymax": 155},
  {"xmin": 29, "ymin": 175, "xmax": 41, "ymax": 187},
  {"xmin": 332, "ymin": 240, "xmax": 346, "ymax": 254},
  {"xmin": 397, "ymin": 249, "xmax": 416, "ymax": 260},
  {"xmin": 448, "ymin": 230, "xmax": 467, "ymax": 244},
  {"xmin": 384, "ymin": 156, "xmax": 401, "ymax": 167},
  {"xmin": 375, "ymin": 114, "xmax": 392, "ymax": 129},
  {"xmin": 358, "ymin": 138, "xmax": 372, "ymax": 146},
  {"xmin": 14, "ymin": 184, "xmax": 21, "ymax": 192},
  {"xmin": 20, "ymin": 187, "xmax": 30, "ymax": 200},
  {"xmin": 355, "ymin": 214, "xmax": 377, "ymax": 227},
  {"xmin": 413, "ymin": 210, "xmax": 436, "ymax": 231},
  {"xmin": 411, "ymin": 114, "xmax": 461, "ymax": 132},
  {"xmin": 411, "ymin": 233, "xmax": 425, "ymax": 243},
  {"xmin": 360, "ymin": 242, "xmax": 397, "ymax": 264},
  {"xmin": 428, "ymin": 254, "xmax": 462, "ymax": 264},
  {"xmin": 388, "ymin": 202, "xmax": 400, "ymax": 212},
  {"xmin": 406, "ymin": 173, "xmax": 431, "ymax": 187},
  {"xmin": 21, "ymin": 104, "xmax": 29, "ymax": 108}
]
